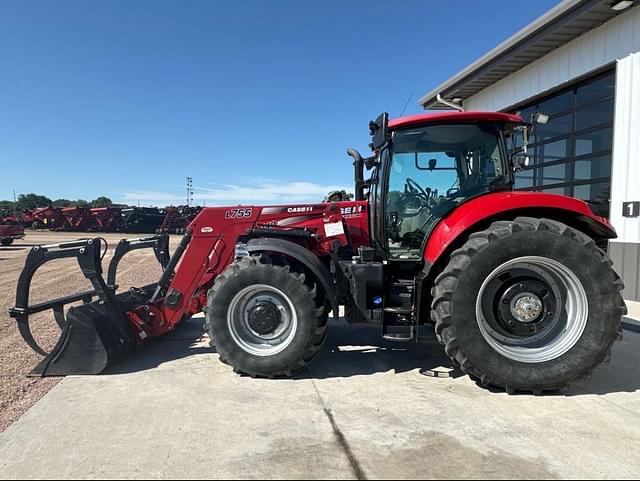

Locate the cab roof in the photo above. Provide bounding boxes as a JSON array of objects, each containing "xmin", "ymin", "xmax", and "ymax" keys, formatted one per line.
[{"xmin": 388, "ymin": 111, "xmax": 523, "ymax": 130}]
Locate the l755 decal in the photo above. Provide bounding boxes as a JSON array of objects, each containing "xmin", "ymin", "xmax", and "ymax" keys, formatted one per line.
[{"xmin": 225, "ymin": 208, "xmax": 253, "ymax": 219}]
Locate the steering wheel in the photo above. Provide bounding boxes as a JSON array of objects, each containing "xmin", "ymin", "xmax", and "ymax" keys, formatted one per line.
[{"xmin": 405, "ymin": 178, "xmax": 430, "ymax": 201}]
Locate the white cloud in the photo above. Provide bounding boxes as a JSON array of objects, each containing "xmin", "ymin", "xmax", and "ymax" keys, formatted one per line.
[{"xmin": 120, "ymin": 180, "xmax": 351, "ymax": 207}]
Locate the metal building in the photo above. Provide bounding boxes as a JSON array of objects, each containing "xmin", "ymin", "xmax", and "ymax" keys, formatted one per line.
[{"xmin": 419, "ymin": 0, "xmax": 640, "ymax": 300}]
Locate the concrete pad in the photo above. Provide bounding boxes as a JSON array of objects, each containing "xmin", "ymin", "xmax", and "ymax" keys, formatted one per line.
[
  {"xmin": 309, "ymin": 323, "xmax": 640, "ymax": 479},
  {"xmin": 1, "ymin": 316, "xmax": 640, "ymax": 479},
  {"xmin": 0, "ymin": 317, "xmax": 356, "ymax": 480}
]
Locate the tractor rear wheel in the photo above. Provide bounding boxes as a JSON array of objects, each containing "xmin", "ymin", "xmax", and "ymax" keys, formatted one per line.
[
  {"xmin": 431, "ymin": 217, "xmax": 626, "ymax": 394},
  {"xmin": 206, "ymin": 255, "xmax": 328, "ymax": 378}
]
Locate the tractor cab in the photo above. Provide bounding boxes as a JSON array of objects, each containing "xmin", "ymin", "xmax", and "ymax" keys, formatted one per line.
[{"xmin": 350, "ymin": 112, "xmax": 524, "ymax": 262}]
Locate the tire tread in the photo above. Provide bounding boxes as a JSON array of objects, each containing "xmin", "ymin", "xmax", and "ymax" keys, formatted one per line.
[
  {"xmin": 206, "ymin": 255, "xmax": 328, "ymax": 378},
  {"xmin": 431, "ymin": 217, "xmax": 625, "ymax": 394}
]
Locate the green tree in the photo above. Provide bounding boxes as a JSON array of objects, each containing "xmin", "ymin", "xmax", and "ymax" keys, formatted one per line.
[
  {"xmin": 16, "ymin": 193, "xmax": 52, "ymax": 210},
  {"xmin": 0, "ymin": 201, "xmax": 15, "ymax": 217},
  {"xmin": 74, "ymin": 199, "xmax": 90, "ymax": 208},
  {"xmin": 52, "ymin": 199, "xmax": 73, "ymax": 208},
  {"xmin": 91, "ymin": 197, "xmax": 113, "ymax": 208}
]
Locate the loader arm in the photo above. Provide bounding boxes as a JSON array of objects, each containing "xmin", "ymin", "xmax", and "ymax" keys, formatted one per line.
[{"xmin": 154, "ymin": 203, "xmax": 357, "ymax": 330}]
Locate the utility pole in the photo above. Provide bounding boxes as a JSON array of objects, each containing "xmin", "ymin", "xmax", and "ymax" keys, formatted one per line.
[
  {"xmin": 13, "ymin": 189, "xmax": 17, "ymax": 217},
  {"xmin": 186, "ymin": 177, "xmax": 194, "ymax": 207}
]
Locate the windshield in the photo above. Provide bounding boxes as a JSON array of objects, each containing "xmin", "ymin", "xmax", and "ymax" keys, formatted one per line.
[{"xmin": 386, "ymin": 123, "xmax": 507, "ymax": 259}]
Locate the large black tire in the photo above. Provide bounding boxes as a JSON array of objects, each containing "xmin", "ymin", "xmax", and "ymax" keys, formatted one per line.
[
  {"xmin": 432, "ymin": 217, "xmax": 626, "ymax": 394},
  {"xmin": 1, "ymin": 239, "xmax": 13, "ymax": 246},
  {"xmin": 205, "ymin": 255, "xmax": 328, "ymax": 378}
]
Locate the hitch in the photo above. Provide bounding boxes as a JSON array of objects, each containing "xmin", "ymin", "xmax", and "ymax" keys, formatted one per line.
[{"xmin": 9, "ymin": 235, "xmax": 170, "ymax": 376}]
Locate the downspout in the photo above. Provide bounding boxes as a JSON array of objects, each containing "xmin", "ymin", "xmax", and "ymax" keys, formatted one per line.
[{"xmin": 436, "ymin": 94, "xmax": 465, "ymax": 112}]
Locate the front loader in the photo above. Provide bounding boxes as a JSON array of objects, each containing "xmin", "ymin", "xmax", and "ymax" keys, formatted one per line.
[{"xmin": 10, "ymin": 111, "xmax": 626, "ymax": 393}]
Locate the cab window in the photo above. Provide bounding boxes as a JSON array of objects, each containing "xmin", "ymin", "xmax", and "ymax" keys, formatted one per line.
[{"xmin": 386, "ymin": 123, "xmax": 506, "ymax": 259}]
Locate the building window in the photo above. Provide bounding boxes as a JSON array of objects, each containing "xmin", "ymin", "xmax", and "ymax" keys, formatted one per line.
[{"xmin": 512, "ymin": 69, "xmax": 615, "ymax": 218}]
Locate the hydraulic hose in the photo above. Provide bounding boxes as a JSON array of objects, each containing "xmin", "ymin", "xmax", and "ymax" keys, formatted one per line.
[{"xmin": 150, "ymin": 232, "xmax": 192, "ymax": 302}]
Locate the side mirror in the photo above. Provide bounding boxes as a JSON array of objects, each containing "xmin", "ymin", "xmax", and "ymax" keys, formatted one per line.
[
  {"xmin": 364, "ymin": 156, "xmax": 379, "ymax": 170},
  {"xmin": 370, "ymin": 112, "xmax": 389, "ymax": 150}
]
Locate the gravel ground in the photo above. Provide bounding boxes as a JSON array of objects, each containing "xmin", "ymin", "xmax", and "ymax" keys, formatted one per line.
[{"xmin": 0, "ymin": 231, "xmax": 180, "ymax": 432}]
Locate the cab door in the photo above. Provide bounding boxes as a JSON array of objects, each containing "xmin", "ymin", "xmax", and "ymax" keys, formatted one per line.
[
  {"xmin": 383, "ymin": 123, "xmax": 508, "ymax": 261},
  {"xmin": 384, "ymin": 150, "xmax": 460, "ymax": 260},
  {"xmin": 367, "ymin": 146, "xmax": 390, "ymax": 257}
]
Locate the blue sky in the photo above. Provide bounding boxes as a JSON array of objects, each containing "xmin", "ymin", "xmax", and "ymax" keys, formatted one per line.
[{"xmin": 0, "ymin": 0, "xmax": 559, "ymax": 206}]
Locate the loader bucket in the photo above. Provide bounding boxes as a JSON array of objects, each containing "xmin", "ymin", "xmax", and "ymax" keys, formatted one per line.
[
  {"xmin": 9, "ymin": 235, "xmax": 170, "ymax": 377},
  {"xmin": 28, "ymin": 299, "xmax": 136, "ymax": 376}
]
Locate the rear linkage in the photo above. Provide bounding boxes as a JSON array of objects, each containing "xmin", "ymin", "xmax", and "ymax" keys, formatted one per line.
[{"xmin": 9, "ymin": 235, "xmax": 170, "ymax": 377}]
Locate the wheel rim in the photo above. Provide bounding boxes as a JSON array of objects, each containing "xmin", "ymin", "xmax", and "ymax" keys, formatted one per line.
[
  {"xmin": 475, "ymin": 256, "xmax": 588, "ymax": 363},
  {"xmin": 227, "ymin": 284, "xmax": 298, "ymax": 356}
]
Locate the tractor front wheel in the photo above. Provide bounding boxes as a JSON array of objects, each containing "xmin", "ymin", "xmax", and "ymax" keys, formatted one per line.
[
  {"xmin": 206, "ymin": 255, "xmax": 328, "ymax": 378},
  {"xmin": 432, "ymin": 217, "xmax": 626, "ymax": 394}
]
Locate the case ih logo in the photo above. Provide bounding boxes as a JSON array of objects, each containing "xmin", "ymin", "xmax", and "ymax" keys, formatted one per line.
[
  {"xmin": 340, "ymin": 206, "xmax": 364, "ymax": 216},
  {"xmin": 287, "ymin": 206, "xmax": 314, "ymax": 213}
]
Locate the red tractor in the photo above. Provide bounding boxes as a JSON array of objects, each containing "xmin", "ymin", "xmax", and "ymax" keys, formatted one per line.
[{"xmin": 10, "ymin": 111, "xmax": 625, "ymax": 393}]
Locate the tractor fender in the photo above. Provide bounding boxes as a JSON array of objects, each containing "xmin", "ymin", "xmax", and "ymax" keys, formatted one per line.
[
  {"xmin": 424, "ymin": 191, "xmax": 616, "ymax": 264},
  {"xmin": 246, "ymin": 237, "xmax": 338, "ymax": 314}
]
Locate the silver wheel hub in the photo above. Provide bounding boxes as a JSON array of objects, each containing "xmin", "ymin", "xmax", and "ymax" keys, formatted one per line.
[
  {"xmin": 227, "ymin": 284, "xmax": 298, "ymax": 356},
  {"xmin": 511, "ymin": 293, "xmax": 543, "ymax": 323},
  {"xmin": 476, "ymin": 256, "xmax": 588, "ymax": 363}
]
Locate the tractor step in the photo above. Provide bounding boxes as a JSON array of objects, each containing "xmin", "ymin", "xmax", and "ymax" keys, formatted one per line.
[
  {"xmin": 383, "ymin": 306, "xmax": 412, "ymax": 314},
  {"xmin": 381, "ymin": 278, "xmax": 416, "ymax": 341},
  {"xmin": 382, "ymin": 325, "xmax": 415, "ymax": 342}
]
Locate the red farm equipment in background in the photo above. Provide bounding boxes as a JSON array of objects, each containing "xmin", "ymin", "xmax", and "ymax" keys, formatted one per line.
[
  {"xmin": 12, "ymin": 206, "xmax": 182, "ymax": 233},
  {"xmin": 90, "ymin": 207, "xmax": 123, "ymax": 232},
  {"xmin": 17, "ymin": 210, "xmax": 35, "ymax": 228},
  {"xmin": 118, "ymin": 207, "xmax": 166, "ymax": 234},
  {"xmin": 60, "ymin": 207, "xmax": 97, "ymax": 232},
  {"xmin": 31, "ymin": 207, "xmax": 67, "ymax": 230},
  {"xmin": 160, "ymin": 206, "xmax": 203, "ymax": 234}
]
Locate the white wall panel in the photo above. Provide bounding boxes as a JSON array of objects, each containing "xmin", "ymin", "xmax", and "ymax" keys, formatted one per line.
[
  {"xmin": 465, "ymin": 6, "xmax": 640, "ymax": 112},
  {"xmin": 610, "ymin": 52, "xmax": 640, "ymax": 243}
]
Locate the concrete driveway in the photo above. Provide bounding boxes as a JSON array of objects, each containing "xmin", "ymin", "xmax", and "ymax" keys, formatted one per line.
[{"xmin": 0, "ymin": 316, "xmax": 639, "ymax": 480}]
